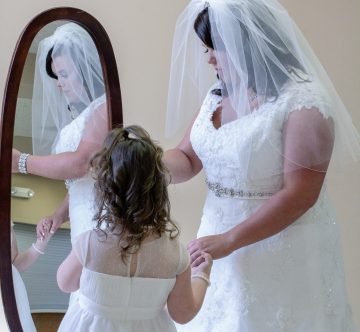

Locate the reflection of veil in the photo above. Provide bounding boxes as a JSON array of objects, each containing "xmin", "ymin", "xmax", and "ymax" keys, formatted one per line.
[
  {"xmin": 32, "ymin": 22, "xmax": 105, "ymax": 155},
  {"xmin": 167, "ymin": 0, "xmax": 360, "ymax": 175}
]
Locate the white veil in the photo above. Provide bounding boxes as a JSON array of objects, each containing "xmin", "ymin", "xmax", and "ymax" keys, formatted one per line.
[
  {"xmin": 166, "ymin": 0, "xmax": 360, "ymax": 175},
  {"xmin": 32, "ymin": 22, "xmax": 105, "ymax": 155}
]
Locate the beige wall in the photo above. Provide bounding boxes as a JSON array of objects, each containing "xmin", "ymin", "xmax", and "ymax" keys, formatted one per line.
[{"xmin": 0, "ymin": 0, "xmax": 359, "ymax": 328}]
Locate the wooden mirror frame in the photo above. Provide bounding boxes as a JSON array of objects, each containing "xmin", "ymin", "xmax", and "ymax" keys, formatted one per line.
[{"xmin": 0, "ymin": 7, "xmax": 123, "ymax": 331}]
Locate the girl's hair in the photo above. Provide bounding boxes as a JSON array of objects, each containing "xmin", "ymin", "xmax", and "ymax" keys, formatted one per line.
[
  {"xmin": 90, "ymin": 125, "xmax": 179, "ymax": 261},
  {"xmin": 194, "ymin": 6, "xmax": 309, "ymax": 98}
]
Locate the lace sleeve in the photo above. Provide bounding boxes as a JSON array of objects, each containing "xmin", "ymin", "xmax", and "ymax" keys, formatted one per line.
[
  {"xmin": 278, "ymin": 81, "xmax": 335, "ymax": 172},
  {"xmin": 72, "ymin": 230, "xmax": 92, "ymax": 266},
  {"xmin": 176, "ymin": 241, "xmax": 190, "ymax": 275},
  {"xmin": 282, "ymin": 81, "xmax": 332, "ymax": 120}
]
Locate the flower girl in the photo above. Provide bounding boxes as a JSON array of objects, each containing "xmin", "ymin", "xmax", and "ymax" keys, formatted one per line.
[{"xmin": 57, "ymin": 125, "xmax": 212, "ymax": 331}]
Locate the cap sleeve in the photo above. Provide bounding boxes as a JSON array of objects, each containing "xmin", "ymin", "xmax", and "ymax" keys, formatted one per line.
[
  {"xmin": 72, "ymin": 230, "xmax": 92, "ymax": 266},
  {"xmin": 176, "ymin": 240, "xmax": 190, "ymax": 275},
  {"xmin": 281, "ymin": 81, "xmax": 332, "ymax": 120}
]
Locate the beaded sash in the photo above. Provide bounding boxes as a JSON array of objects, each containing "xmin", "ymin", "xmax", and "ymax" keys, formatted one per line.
[{"xmin": 205, "ymin": 179, "xmax": 274, "ymax": 199}]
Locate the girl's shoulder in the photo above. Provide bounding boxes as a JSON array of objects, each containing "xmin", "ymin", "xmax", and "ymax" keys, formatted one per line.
[{"xmin": 147, "ymin": 233, "xmax": 190, "ymax": 275}]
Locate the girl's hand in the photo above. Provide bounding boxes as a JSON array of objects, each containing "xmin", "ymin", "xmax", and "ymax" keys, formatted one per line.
[
  {"xmin": 35, "ymin": 219, "xmax": 53, "ymax": 252},
  {"xmin": 191, "ymin": 252, "xmax": 213, "ymax": 276},
  {"xmin": 12, "ymin": 149, "xmax": 21, "ymax": 173},
  {"xmin": 37, "ymin": 214, "xmax": 64, "ymax": 240},
  {"xmin": 187, "ymin": 233, "xmax": 233, "ymax": 266}
]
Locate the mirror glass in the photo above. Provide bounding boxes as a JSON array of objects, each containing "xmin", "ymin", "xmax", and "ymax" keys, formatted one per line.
[{"xmin": 11, "ymin": 20, "xmax": 105, "ymax": 330}]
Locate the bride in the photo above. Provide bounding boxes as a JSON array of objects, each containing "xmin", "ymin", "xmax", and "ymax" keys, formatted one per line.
[
  {"xmin": 12, "ymin": 22, "xmax": 109, "ymax": 242},
  {"xmin": 164, "ymin": 0, "xmax": 359, "ymax": 331}
]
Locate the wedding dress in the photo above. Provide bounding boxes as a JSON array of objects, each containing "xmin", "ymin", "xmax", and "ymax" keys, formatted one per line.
[
  {"xmin": 58, "ymin": 230, "xmax": 189, "ymax": 331},
  {"xmin": 176, "ymin": 81, "xmax": 356, "ymax": 331},
  {"xmin": 54, "ymin": 94, "xmax": 106, "ymax": 241}
]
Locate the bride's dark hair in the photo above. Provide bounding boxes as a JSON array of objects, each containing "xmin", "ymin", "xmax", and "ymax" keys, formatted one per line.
[
  {"xmin": 90, "ymin": 125, "xmax": 179, "ymax": 261},
  {"xmin": 194, "ymin": 6, "xmax": 309, "ymax": 98},
  {"xmin": 45, "ymin": 45, "xmax": 104, "ymax": 104}
]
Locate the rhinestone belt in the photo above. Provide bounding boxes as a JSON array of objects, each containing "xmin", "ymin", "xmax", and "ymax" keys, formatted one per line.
[{"xmin": 205, "ymin": 179, "xmax": 274, "ymax": 199}]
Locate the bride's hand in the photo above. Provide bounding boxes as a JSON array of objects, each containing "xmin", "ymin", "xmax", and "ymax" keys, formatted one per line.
[
  {"xmin": 12, "ymin": 149, "xmax": 21, "ymax": 173},
  {"xmin": 187, "ymin": 233, "xmax": 233, "ymax": 266}
]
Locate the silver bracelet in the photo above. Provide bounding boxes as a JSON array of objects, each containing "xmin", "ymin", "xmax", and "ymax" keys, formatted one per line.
[
  {"xmin": 32, "ymin": 243, "xmax": 44, "ymax": 255},
  {"xmin": 192, "ymin": 272, "xmax": 211, "ymax": 286},
  {"xmin": 18, "ymin": 153, "xmax": 30, "ymax": 174}
]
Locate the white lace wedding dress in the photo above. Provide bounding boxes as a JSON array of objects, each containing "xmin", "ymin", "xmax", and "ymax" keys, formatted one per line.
[
  {"xmin": 55, "ymin": 94, "xmax": 106, "ymax": 242},
  {"xmin": 177, "ymin": 81, "xmax": 356, "ymax": 331},
  {"xmin": 58, "ymin": 230, "xmax": 189, "ymax": 331}
]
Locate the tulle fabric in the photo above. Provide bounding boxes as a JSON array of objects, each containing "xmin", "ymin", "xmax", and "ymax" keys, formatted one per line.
[
  {"xmin": 166, "ymin": 0, "xmax": 360, "ymax": 175},
  {"xmin": 32, "ymin": 22, "xmax": 106, "ymax": 155}
]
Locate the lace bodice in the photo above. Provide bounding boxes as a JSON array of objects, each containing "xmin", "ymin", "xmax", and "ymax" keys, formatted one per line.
[
  {"xmin": 54, "ymin": 94, "xmax": 106, "ymax": 188},
  {"xmin": 190, "ymin": 80, "xmax": 331, "ymax": 194}
]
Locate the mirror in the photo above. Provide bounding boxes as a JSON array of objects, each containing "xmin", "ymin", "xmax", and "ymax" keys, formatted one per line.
[{"xmin": 0, "ymin": 8, "xmax": 122, "ymax": 331}]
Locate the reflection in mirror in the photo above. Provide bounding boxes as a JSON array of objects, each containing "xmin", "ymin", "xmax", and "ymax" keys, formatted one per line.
[{"xmin": 11, "ymin": 20, "xmax": 108, "ymax": 331}]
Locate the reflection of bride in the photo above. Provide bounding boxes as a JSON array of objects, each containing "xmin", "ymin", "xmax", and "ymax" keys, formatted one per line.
[{"xmin": 12, "ymin": 23, "xmax": 108, "ymax": 242}]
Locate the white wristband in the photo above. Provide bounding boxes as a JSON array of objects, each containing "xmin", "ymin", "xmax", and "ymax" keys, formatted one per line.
[
  {"xmin": 192, "ymin": 272, "xmax": 211, "ymax": 286},
  {"xmin": 32, "ymin": 243, "xmax": 44, "ymax": 255}
]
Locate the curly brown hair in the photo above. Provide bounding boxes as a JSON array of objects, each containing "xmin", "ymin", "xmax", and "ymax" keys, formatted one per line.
[{"xmin": 90, "ymin": 125, "xmax": 179, "ymax": 261}]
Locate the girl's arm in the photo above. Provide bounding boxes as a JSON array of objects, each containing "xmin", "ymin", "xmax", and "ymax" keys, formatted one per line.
[
  {"xmin": 163, "ymin": 113, "xmax": 203, "ymax": 184},
  {"xmin": 12, "ymin": 224, "xmax": 53, "ymax": 272},
  {"xmin": 188, "ymin": 108, "xmax": 334, "ymax": 261},
  {"xmin": 12, "ymin": 103, "xmax": 108, "ymax": 180},
  {"xmin": 57, "ymin": 249, "xmax": 82, "ymax": 293},
  {"xmin": 167, "ymin": 253, "xmax": 212, "ymax": 324}
]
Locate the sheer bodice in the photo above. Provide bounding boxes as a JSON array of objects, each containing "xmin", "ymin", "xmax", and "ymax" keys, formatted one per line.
[{"xmin": 75, "ymin": 230, "xmax": 189, "ymax": 279}]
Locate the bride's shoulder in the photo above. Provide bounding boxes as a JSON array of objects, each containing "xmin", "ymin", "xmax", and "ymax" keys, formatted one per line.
[{"xmin": 277, "ymin": 79, "xmax": 331, "ymax": 119}]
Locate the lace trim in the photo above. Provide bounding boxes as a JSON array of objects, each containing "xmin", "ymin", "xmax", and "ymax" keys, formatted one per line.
[
  {"xmin": 206, "ymin": 179, "xmax": 274, "ymax": 199},
  {"xmin": 65, "ymin": 179, "xmax": 75, "ymax": 189}
]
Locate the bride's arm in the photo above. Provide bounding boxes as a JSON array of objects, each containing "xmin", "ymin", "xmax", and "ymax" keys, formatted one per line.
[
  {"xmin": 188, "ymin": 108, "xmax": 334, "ymax": 261},
  {"xmin": 12, "ymin": 104, "xmax": 108, "ymax": 180},
  {"xmin": 163, "ymin": 112, "xmax": 203, "ymax": 184}
]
